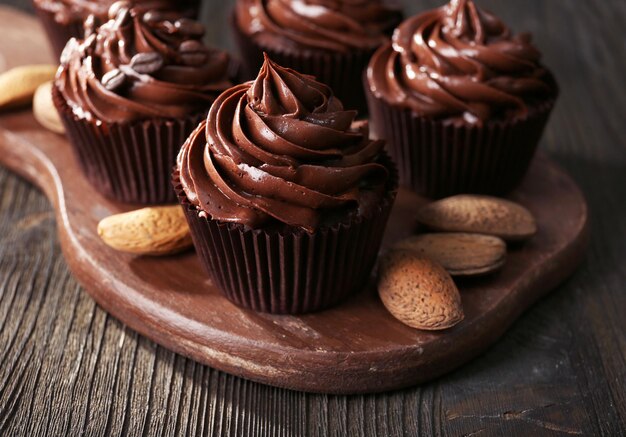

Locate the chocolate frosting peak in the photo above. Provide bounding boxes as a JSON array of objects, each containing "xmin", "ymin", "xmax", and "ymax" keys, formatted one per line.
[
  {"xmin": 235, "ymin": 0, "xmax": 402, "ymax": 52},
  {"xmin": 368, "ymin": 0, "xmax": 557, "ymax": 124},
  {"xmin": 178, "ymin": 56, "xmax": 389, "ymax": 233},
  {"xmin": 442, "ymin": 0, "xmax": 503, "ymax": 43},
  {"xmin": 56, "ymin": 3, "xmax": 231, "ymax": 123}
]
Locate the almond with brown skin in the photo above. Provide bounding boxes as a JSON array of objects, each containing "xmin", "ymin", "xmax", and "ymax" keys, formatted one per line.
[
  {"xmin": 416, "ymin": 195, "xmax": 537, "ymax": 242},
  {"xmin": 393, "ymin": 233, "xmax": 506, "ymax": 277},
  {"xmin": 0, "ymin": 64, "xmax": 57, "ymax": 110},
  {"xmin": 378, "ymin": 250, "xmax": 464, "ymax": 330},
  {"xmin": 97, "ymin": 206, "xmax": 192, "ymax": 256},
  {"xmin": 33, "ymin": 81, "xmax": 65, "ymax": 134}
]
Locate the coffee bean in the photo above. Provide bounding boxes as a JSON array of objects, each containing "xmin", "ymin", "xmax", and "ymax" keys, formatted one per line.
[
  {"xmin": 130, "ymin": 52, "xmax": 164, "ymax": 74},
  {"xmin": 102, "ymin": 69, "xmax": 126, "ymax": 91},
  {"xmin": 179, "ymin": 40, "xmax": 208, "ymax": 66},
  {"xmin": 174, "ymin": 18, "xmax": 204, "ymax": 37}
]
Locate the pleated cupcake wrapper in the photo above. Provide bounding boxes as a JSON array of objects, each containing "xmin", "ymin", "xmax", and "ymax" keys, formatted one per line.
[
  {"xmin": 53, "ymin": 85, "xmax": 203, "ymax": 204},
  {"xmin": 365, "ymin": 83, "xmax": 555, "ymax": 198},
  {"xmin": 232, "ymin": 15, "xmax": 375, "ymax": 116},
  {"xmin": 172, "ymin": 158, "xmax": 397, "ymax": 315},
  {"xmin": 34, "ymin": 6, "xmax": 85, "ymax": 59}
]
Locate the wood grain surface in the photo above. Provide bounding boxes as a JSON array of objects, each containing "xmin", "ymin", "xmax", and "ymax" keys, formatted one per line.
[
  {"xmin": 0, "ymin": 0, "xmax": 625, "ymax": 435},
  {"xmin": 0, "ymin": 92, "xmax": 590, "ymax": 393}
]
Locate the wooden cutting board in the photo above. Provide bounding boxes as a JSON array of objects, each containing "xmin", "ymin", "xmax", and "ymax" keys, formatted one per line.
[{"xmin": 0, "ymin": 6, "xmax": 588, "ymax": 394}]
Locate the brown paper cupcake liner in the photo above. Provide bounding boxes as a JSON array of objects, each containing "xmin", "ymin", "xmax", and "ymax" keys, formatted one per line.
[
  {"xmin": 172, "ymin": 157, "xmax": 397, "ymax": 315},
  {"xmin": 365, "ymin": 83, "xmax": 556, "ymax": 198},
  {"xmin": 53, "ymin": 85, "xmax": 204, "ymax": 204},
  {"xmin": 232, "ymin": 14, "xmax": 376, "ymax": 116}
]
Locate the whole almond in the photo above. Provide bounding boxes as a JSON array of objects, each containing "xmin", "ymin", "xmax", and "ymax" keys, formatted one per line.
[
  {"xmin": 97, "ymin": 206, "xmax": 192, "ymax": 256},
  {"xmin": 394, "ymin": 233, "xmax": 506, "ymax": 277},
  {"xmin": 416, "ymin": 195, "xmax": 537, "ymax": 242},
  {"xmin": 378, "ymin": 251, "xmax": 464, "ymax": 330},
  {"xmin": 0, "ymin": 64, "xmax": 58, "ymax": 110},
  {"xmin": 33, "ymin": 81, "xmax": 65, "ymax": 134}
]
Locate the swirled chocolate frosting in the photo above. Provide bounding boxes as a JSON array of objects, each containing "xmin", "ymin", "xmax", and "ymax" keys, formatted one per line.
[
  {"xmin": 34, "ymin": 0, "xmax": 197, "ymax": 25},
  {"xmin": 178, "ymin": 55, "xmax": 389, "ymax": 232},
  {"xmin": 56, "ymin": 3, "xmax": 231, "ymax": 123},
  {"xmin": 367, "ymin": 0, "xmax": 557, "ymax": 124},
  {"xmin": 235, "ymin": 0, "xmax": 402, "ymax": 52}
]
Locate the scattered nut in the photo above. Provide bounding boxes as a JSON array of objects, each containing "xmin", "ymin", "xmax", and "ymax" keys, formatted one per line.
[
  {"xmin": 33, "ymin": 81, "xmax": 65, "ymax": 134},
  {"xmin": 0, "ymin": 64, "xmax": 58, "ymax": 110},
  {"xmin": 97, "ymin": 205, "xmax": 192, "ymax": 256},
  {"xmin": 393, "ymin": 233, "xmax": 506, "ymax": 277},
  {"xmin": 378, "ymin": 251, "xmax": 464, "ymax": 330},
  {"xmin": 416, "ymin": 195, "xmax": 537, "ymax": 242}
]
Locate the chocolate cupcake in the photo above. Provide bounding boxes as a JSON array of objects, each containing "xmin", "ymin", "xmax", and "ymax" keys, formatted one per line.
[
  {"xmin": 174, "ymin": 55, "xmax": 397, "ymax": 314},
  {"xmin": 232, "ymin": 0, "xmax": 402, "ymax": 115},
  {"xmin": 365, "ymin": 0, "xmax": 558, "ymax": 197},
  {"xmin": 33, "ymin": 0, "xmax": 202, "ymax": 58},
  {"xmin": 53, "ymin": 4, "xmax": 232, "ymax": 204}
]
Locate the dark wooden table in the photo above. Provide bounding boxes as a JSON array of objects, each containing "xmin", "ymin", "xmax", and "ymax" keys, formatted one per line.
[{"xmin": 1, "ymin": 1, "xmax": 624, "ymax": 435}]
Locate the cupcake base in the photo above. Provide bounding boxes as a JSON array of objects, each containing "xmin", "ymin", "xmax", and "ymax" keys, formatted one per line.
[
  {"xmin": 365, "ymin": 81, "xmax": 555, "ymax": 198},
  {"xmin": 173, "ymin": 159, "xmax": 397, "ymax": 315},
  {"xmin": 231, "ymin": 13, "xmax": 375, "ymax": 116},
  {"xmin": 53, "ymin": 85, "xmax": 204, "ymax": 205}
]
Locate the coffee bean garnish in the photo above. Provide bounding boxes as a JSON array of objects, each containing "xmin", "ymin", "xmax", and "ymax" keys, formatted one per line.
[
  {"xmin": 130, "ymin": 52, "xmax": 164, "ymax": 74},
  {"xmin": 174, "ymin": 18, "xmax": 204, "ymax": 37},
  {"xmin": 179, "ymin": 40, "xmax": 208, "ymax": 66},
  {"xmin": 102, "ymin": 69, "xmax": 126, "ymax": 91}
]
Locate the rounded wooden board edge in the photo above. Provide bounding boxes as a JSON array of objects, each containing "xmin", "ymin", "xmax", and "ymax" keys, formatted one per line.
[{"xmin": 0, "ymin": 115, "xmax": 590, "ymax": 393}]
